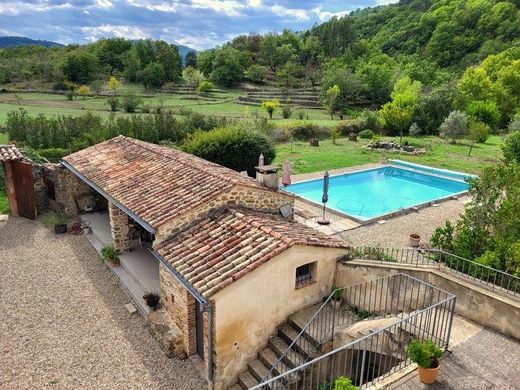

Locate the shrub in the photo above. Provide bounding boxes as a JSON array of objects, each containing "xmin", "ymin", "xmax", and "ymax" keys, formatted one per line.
[
  {"xmin": 335, "ymin": 119, "xmax": 365, "ymax": 135},
  {"xmin": 53, "ymin": 80, "xmax": 69, "ymax": 91},
  {"xmin": 466, "ymin": 100, "xmax": 500, "ymax": 129},
  {"xmin": 122, "ymin": 94, "xmax": 143, "ymax": 113},
  {"xmin": 359, "ymin": 110, "xmax": 378, "ymax": 131},
  {"xmin": 430, "ymin": 221, "xmax": 455, "ymax": 252},
  {"xmin": 246, "ymin": 64, "xmax": 266, "ymax": 84},
  {"xmin": 502, "ymin": 131, "xmax": 520, "ymax": 164},
  {"xmin": 290, "ymin": 123, "xmax": 328, "ymax": 141},
  {"xmin": 38, "ymin": 148, "xmax": 69, "ymax": 163},
  {"xmin": 65, "ymin": 90, "xmax": 75, "ymax": 101},
  {"xmin": 407, "ymin": 339, "xmax": 443, "ymax": 369},
  {"xmin": 141, "ymin": 104, "xmax": 151, "ymax": 113},
  {"xmin": 107, "ymin": 96, "xmax": 119, "ymax": 112},
  {"xmin": 358, "ymin": 129, "xmax": 375, "ymax": 139},
  {"xmin": 330, "ymin": 127, "xmax": 341, "ymax": 144},
  {"xmin": 439, "ymin": 110, "xmax": 469, "ymax": 143},
  {"xmin": 282, "ymin": 106, "xmax": 292, "ymax": 119},
  {"xmin": 182, "ymin": 127, "xmax": 275, "ymax": 176},
  {"xmin": 296, "ymin": 109, "xmax": 305, "ymax": 120},
  {"xmin": 197, "ymin": 80, "xmax": 214, "ymax": 95},
  {"xmin": 101, "ymin": 244, "xmax": 119, "ymax": 264},
  {"xmin": 409, "ymin": 122, "xmax": 422, "ymax": 136},
  {"xmin": 508, "ymin": 115, "xmax": 520, "ymax": 133}
]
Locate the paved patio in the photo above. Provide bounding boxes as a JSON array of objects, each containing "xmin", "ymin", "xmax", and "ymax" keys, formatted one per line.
[
  {"xmin": 0, "ymin": 217, "xmax": 205, "ymax": 390},
  {"xmin": 387, "ymin": 327, "xmax": 520, "ymax": 389}
]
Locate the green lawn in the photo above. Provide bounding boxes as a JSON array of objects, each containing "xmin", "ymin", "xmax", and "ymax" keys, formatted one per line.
[
  {"xmin": 0, "ymin": 191, "xmax": 8, "ymax": 214},
  {"xmin": 274, "ymin": 135, "xmax": 504, "ymax": 175}
]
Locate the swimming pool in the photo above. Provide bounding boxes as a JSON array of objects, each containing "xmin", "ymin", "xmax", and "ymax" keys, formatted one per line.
[{"xmin": 284, "ymin": 162, "xmax": 472, "ymax": 222}]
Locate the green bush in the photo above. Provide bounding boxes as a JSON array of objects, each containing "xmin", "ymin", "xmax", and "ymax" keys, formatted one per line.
[
  {"xmin": 407, "ymin": 339, "xmax": 443, "ymax": 369},
  {"xmin": 358, "ymin": 129, "xmax": 375, "ymax": 139},
  {"xmin": 101, "ymin": 244, "xmax": 119, "ymax": 264},
  {"xmin": 466, "ymin": 100, "xmax": 500, "ymax": 129},
  {"xmin": 508, "ymin": 115, "xmax": 520, "ymax": 133},
  {"xmin": 335, "ymin": 119, "xmax": 365, "ymax": 135},
  {"xmin": 430, "ymin": 221, "xmax": 455, "ymax": 252},
  {"xmin": 502, "ymin": 131, "xmax": 520, "ymax": 164},
  {"xmin": 42, "ymin": 212, "xmax": 71, "ymax": 228},
  {"xmin": 122, "ymin": 94, "xmax": 143, "ymax": 113},
  {"xmin": 182, "ymin": 127, "xmax": 275, "ymax": 176},
  {"xmin": 282, "ymin": 106, "xmax": 293, "ymax": 119},
  {"xmin": 290, "ymin": 123, "xmax": 328, "ymax": 140},
  {"xmin": 38, "ymin": 148, "xmax": 69, "ymax": 163},
  {"xmin": 358, "ymin": 110, "xmax": 378, "ymax": 131}
]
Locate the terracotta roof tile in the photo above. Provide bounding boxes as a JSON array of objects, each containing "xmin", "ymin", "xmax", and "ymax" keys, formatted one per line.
[
  {"xmin": 0, "ymin": 145, "xmax": 23, "ymax": 161},
  {"xmin": 62, "ymin": 136, "xmax": 268, "ymax": 230},
  {"xmin": 156, "ymin": 208, "xmax": 348, "ymax": 298}
]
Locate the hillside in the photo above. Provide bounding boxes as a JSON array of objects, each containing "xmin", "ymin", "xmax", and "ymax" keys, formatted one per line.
[{"xmin": 0, "ymin": 36, "xmax": 63, "ymax": 48}]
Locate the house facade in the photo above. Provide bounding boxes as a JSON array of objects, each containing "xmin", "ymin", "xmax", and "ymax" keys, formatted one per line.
[{"xmin": 52, "ymin": 136, "xmax": 348, "ymax": 389}]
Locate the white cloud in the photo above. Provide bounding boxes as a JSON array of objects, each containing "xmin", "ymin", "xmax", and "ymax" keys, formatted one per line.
[
  {"xmin": 127, "ymin": 0, "xmax": 180, "ymax": 12},
  {"xmin": 270, "ymin": 4, "xmax": 309, "ymax": 21},
  {"xmin": 313, "ymin": 7, "xmax": 349, "ymax": 22},
  {"xmin": 93, "ymin": 0, "xmax": 113, "ymax": 8},
  {"xmin": 0, "ymin": 1, "xmax": 72, "ymax": 16},
  {"xmin": 191, "ymin": 0, "xmax": 247, "ymax": 17},
  {"xmin": 377, "ymin": 0, "xmax": 399, "ymax": 5},
  {"xmin": 80, "ymin": 24, "xmax": 149, "ymax": 41}
]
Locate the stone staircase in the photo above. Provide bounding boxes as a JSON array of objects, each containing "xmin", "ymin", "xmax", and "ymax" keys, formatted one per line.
[{"xmin": 229, "ymin": 314, "xmax": 321, "ymax": 390}]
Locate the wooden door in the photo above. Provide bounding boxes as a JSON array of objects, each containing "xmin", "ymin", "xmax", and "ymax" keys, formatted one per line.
[{"xmin": 11, "ymin": 160, "xmax": 37, "ymax": 219}]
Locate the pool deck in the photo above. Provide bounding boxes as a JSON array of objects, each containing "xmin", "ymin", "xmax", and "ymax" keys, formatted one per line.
[{"xmin": 290, "ymin": 163, "xmax": 470, "ymax": 246}]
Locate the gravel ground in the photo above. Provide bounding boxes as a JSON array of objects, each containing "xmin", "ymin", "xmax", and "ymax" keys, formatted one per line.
[
  {"xmin": 0, "ymin": 217, "xmax": 206, "ymax": 390},
  {"xmin": 341, "ymin": 197, "xmax": 467, "ymax": 247}
]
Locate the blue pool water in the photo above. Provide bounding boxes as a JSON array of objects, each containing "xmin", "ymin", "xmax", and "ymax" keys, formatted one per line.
[{"xmin": 284, "ymin": 166, "xmax": 470, "ymax": 221}]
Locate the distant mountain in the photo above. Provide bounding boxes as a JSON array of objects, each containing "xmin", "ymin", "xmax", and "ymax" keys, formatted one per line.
[
  {"xmin": 0, "ymin": 36, "xmax": 64, "ymax": 48},
  {"xmin": 176, "ymin": 43, "xmax": 197, "ymax": 65}
]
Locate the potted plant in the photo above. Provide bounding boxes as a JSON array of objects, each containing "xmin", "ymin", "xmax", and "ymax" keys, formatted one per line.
[
  {"xmin": 407, "ymin": 339, "xmax": 443, "ymax": 384},
  {"xmin": 101, "ymin": 244, "xmax": 120, "ymax": 266},
  {"xmin": 43, "ymin": 211, "xmax": 71, "ymax": 234},
  {"xmin": 330, "ymin": 285, "xmax": 342, "ymax": 309},
  {"xmin": 409, "ymin": 233, "xmax": 421, "ymax": 247},
  {"xmin": 143, "ymin": 292, "xmax": 161, "ymax": 311}
]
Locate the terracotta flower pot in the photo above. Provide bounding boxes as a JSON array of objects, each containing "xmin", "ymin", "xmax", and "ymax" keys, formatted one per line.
[
  {"xmin": 418, "ymin": 364, "xmax": 439, "ymax": 384},
  {"xmin": 409, "ymin": 233, "xmax": 421, "ymax": 248}
]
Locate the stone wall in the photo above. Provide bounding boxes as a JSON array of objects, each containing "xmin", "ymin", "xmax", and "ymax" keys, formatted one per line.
[
  {"xmin": 155, "ymin": 185, "xmax": 294, "ymax": 244},
  {"xmin": 108, "ymin": 202, "xmax": 130, "ymax": 253},
  {"xmin": 32, "ymin": 163, "xmax": 91, "ymax": 215}
]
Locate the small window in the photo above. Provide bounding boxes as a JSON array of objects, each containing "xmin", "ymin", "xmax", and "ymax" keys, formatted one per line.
[{"xmin": 295, "ymin": 262, "xmax": 317, "ymax": 288}]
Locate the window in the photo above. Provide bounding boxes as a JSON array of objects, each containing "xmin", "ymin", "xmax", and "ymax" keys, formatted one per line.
[{"xmin": 295, "ymin": 262, "xmax": 316, "ymax": 288}]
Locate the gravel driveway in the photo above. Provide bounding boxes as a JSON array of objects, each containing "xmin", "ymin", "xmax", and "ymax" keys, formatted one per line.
[{"xmin": 0, "ymin": 217, "xmax": 206, "ymax": 390}]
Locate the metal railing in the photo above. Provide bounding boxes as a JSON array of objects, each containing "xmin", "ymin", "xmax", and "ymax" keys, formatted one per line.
[
  {"xmin": 252, "ymin": 274, "xmax": 456, "ymax": 389},
  {"xmin": 350, "ymin": 246, "xmax": 520, "ymax": 297},
  {"xmin": 258, "ymin": 273, "xmax": 455, "ymax": 388}
]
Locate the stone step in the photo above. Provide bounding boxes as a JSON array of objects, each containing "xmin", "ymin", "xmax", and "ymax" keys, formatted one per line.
[
  {"xmin": 227, "ymin": 384, "xmax": 243, "ymax": 390},
  {"xmin": 268, "ymin": 336, "xmax": 305, "ymax": 368},
  {"xmin": 258, "ymin": 348, "xmax": 292, "ymax": 377},
  {"xmin": 248, "ymin": 358, "xmax": 270, "ymax": 382},
  {"xmin": 238, "ymin": 370, "xmax": 259, "ymax": 389},
  {"xmin": 278, "ymin": 323, "xmax": 316, "ymax": 360}
]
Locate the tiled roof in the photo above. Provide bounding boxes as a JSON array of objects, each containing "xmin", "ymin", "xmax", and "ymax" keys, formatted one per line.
[
  {"xmin": 156, "ymin": 208, "xmax": 348, "ymax": 297},
  {"xmin": 62, "ymin": 136, "xmax": 269, "ymax": 230},
  {"xmin": 0, "ymin": 145, "xmax": 23, "ymax": 161}
]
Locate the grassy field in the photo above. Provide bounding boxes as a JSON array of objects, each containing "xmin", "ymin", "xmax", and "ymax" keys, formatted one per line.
[
  {"xmin": 274, "ymin": 135, "xmax": 504, "ymax": 175},
  {"xmin": 0, "ymin": 89, "xmax": 336, "ymax": 124}
]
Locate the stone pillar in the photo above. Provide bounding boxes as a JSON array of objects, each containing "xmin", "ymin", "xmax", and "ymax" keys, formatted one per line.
[
  {"xmin": 3, "ymin": 161, "xmax": 19, "ymax": 216},
  {"xmin": 108, "ymin": 202, "xmax": 130, "ymax": 252}
]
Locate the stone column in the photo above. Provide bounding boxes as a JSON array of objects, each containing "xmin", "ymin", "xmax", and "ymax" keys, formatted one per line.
[
  {"xmin": 108, "ymin": 202, "xmax": 130, "ymax": 252},
  {"xmin": 3, "ymin": 161, "xmax": 19, "ymax": 216}
]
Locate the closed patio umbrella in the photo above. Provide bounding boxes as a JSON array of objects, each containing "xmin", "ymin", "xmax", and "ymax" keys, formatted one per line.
[
  {"xmin": 282, "ymin": 160, "xmax": 291, "ymax": 187},
  {"xmin": 258, "ymin": 153, "xmax": 265, "ymax": 167},
  {"xmin": 317, "ymin": 171, "xmax": 330, "ymax": 225}
]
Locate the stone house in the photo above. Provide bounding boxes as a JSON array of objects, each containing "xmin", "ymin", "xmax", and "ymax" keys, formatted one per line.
[{"xmin": 53, "ymin": 136, "xmax": 348, "ymax": 389}]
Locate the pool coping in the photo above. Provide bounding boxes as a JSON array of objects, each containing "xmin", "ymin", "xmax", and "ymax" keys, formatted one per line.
[{"xmin": 282, "ymin": 163, "xmax": 471, "ymax": 225}]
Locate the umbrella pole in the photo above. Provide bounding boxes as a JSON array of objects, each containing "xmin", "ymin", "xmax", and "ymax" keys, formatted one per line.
[{"xmin": 317, "ymin": 202, "xmax": 330, "ymax": 225}]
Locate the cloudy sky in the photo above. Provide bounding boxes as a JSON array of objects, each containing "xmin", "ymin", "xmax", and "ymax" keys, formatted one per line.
[{"xmin": 0, "ymin": 0, "xmax": 395, "ymax": 50}]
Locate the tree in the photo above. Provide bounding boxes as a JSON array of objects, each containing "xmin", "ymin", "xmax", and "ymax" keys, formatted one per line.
[
  {"xmin": 210, "ymin": 47, "xmax": 245, "ymax": 87},
  {"xmin": 89, "ymin": 80, "xmax": 104, "ymax": 96},
  {"xmin": 197, "ymin": 80, "xmax": 214, "ymax": 95},
  {"xmin": 137, "ymin": 62, "xmax": 165, "ymax": 90},
  {"xmin": 466, "ymin": 100, "xmax": 501, "ymax": 128},
  {"xmin": 322, "ymin": 85, "xmax": 340, "ymax": 120},
  {"xmin": 415, "ymin": 83, "xmax": 456, "ymax": 135},
  {"xmin": 197, "ymin": 50, "xmax": 215, "ymax": 78},
  {"xmin": 182, "ymin": 127, "xmax": 276, "ymax": 177},
  {"xmin": 185, "ymin": 51, "xmax": 197, "ymax": 68},
  {"xmin": 62, "ymin": 51, "xmax": 98, "ymax": 84},
  {"xmin": 94, "ymin": 38, "xmax": 132, "ymax": 73},
  {"xmin": 246, "ymin": 64, "xmax": 266, "ymax": 84},
  {"xmin": 439, "ymin": 111, "xmax": 469, "ymax": 143},
  {"xmin": 77, "ymin": 85, "xmax": 90, "ymax": 99},
  {"xmin": 379, "ymin": 76, "xmax": 422, "ymax": 140},
  {"xmin": 108, "ymin": 76, "xmax": 120, "ymax": 93},
  {"xmin": 320, "ymin": 63, "xmax": 363, "ymax": 111},
  {"xmin": 182, "ymin": 66, "xmax": 204, "ymax": 89},
  {"xmin": 502, "ymin": 131, "xmax": 520, "ymax": 164},
  {"xmin": 122, "ymin": 94, "xmax": 142, "ymax": 113},
  {"xmin": 122, "ymin": 48, "xmax": 141, "ymax": 82},
  {"xmin": 154, "ymin": 40, "xmax": 182, "ymax": 82},
  {"xmin": 261, "ymin": 99, "xmax": 280, "ymax": 119}
]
